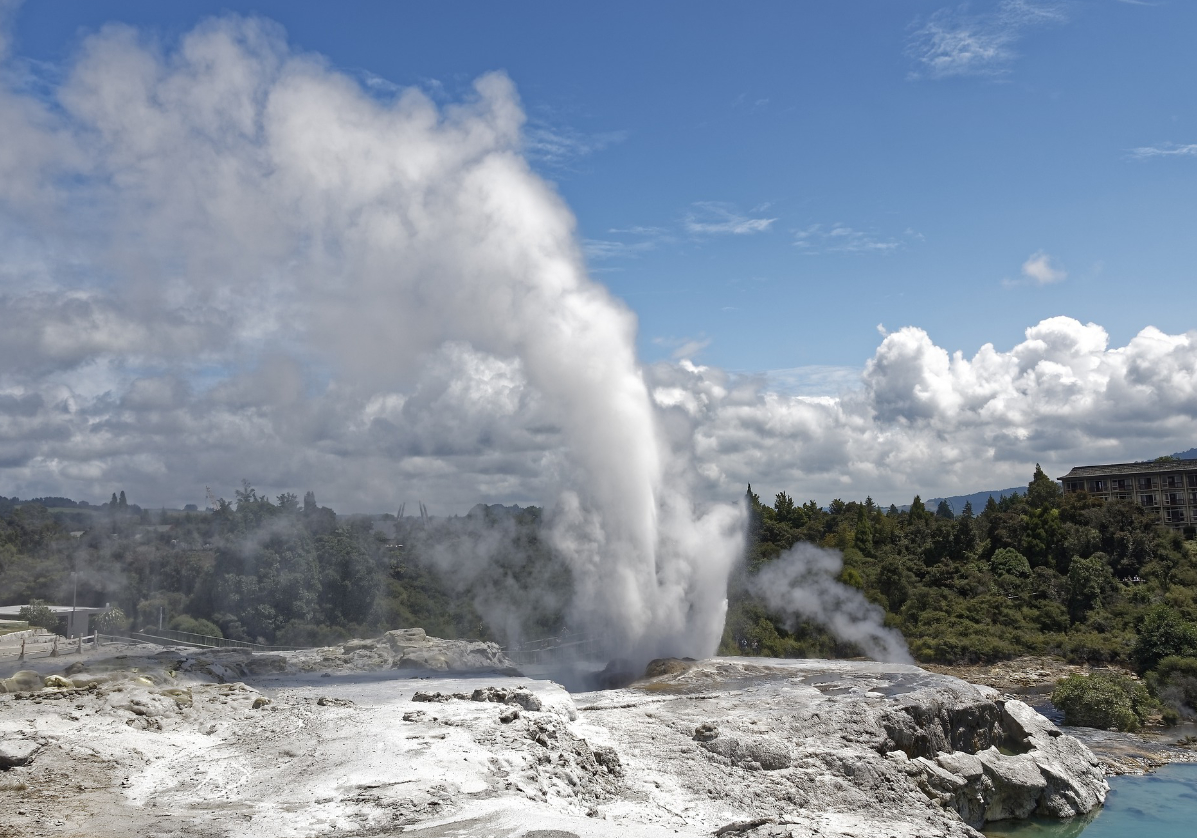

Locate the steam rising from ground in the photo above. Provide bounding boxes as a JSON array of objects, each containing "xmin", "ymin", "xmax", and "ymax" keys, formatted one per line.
[
  {"xmin": 0, "ymin": 16, "xmax": 742, "ymax": 661},
  {"xmin": 747, "ymin": 544, "xmax": 912, "ymax": 664}
]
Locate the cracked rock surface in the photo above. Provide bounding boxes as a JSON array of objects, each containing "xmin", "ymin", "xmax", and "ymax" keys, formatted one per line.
[{"xmin": 1, "ymin": 647, "xmax": 1108, "ymax": 838}]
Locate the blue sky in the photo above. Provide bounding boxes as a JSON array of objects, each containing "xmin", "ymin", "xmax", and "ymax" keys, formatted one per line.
[{"xmin": 11, "ymin": 0, "xmax": 1195, "ymax": 378}]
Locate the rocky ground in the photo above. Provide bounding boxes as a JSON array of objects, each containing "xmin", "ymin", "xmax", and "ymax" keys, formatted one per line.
[
  {"xmin": 924, "ymin": 656, "xmax": 1197, "ymax": 773},
  {"xmin": 0, "ymin": 635, "xmax": 1147, "ymax": 838}
]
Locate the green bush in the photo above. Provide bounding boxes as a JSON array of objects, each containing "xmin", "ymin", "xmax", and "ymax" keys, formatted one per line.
[
  {"xmin": 1051, "ymin": 672, "xmax": 1154, "ymax": 731},
  {"xmin": 1133, "ymin": 605, "xmax": 1197, "ymax": 672},
  {"xmin": 169, "ymin": 615, "xmax": 223, "ymax": 638},
  {"xmin": 1146, "ymin": 655, "xmax": 1197, "ymax": 719},
  {"xmin": 275, "ymin": 621, "xmax": 350, "ymax": 648},
  {"xmin": 18, "ymin": 600, "xmax": 58, "ymax": 631},
  {"xmin": 95, "ymin": 606, "xmax": 129, "ymax": 633}
]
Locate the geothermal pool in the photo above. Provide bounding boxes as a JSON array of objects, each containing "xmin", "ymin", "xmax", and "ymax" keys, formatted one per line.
[{"xmin": 983, "ymin": 762, "xmax": 1197, "ymax": 838}]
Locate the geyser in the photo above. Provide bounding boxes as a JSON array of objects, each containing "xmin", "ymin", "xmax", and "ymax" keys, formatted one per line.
[
  {"xmin": 0, "ymin": 15, "xmax": 906, "ymax": 667},
  {"xmin": 0, "ymin": 16, "xmax": 743, "ymax": 663}
]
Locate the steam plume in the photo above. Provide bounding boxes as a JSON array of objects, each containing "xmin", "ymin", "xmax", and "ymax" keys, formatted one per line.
[
  {"xmin": 0, "ymin": 16, "xmax": 743, "ymax": 661},
  {"xmin": 747, "ymin": 544, "xmax": 912, "ymax": 663}
]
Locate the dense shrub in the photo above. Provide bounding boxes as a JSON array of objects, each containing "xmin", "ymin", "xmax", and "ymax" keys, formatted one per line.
[
  {"xmin": 1133, "ymin": 605, "xmax": 1197, "ymax": 672},
  {"xmin": 1051, "ymin": 672, "xmax": 1154, "ymax": 731},
  {"xmin": 17, "ymin": 600, "xmax": 58, "ymax": 631},
  {"xmin": 95, "ymin": 606, "xmax": 129, "ymax": 633},
  {"xmin": 275, "ymin": 621, "xmax": 350, "ymax": 648},
  {"xmin": 169, "ymin": 615, "xmax": 223, "ymax": 638},
  {"xmin": 1146, "ymin": 656, "xmax": 1197, "ymax": 720}
]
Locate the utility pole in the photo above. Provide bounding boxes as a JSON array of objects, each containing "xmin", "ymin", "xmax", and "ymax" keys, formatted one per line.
[{"xmin": 71, "ymin": 570, "xmax": 78, "ymax": 639}]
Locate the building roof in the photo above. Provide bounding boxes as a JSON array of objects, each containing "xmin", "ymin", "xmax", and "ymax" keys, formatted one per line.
[
  {"xmin": 1059, "ymin": 460, "xmax": 1197, "ymax": 480},
  {"xmin": 0, "ymin": 604, "xmax": 109, "ymax": 617}
]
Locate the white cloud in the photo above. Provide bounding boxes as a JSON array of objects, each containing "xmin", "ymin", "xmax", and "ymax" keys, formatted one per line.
[
  {"xmin": 653, "ymin": 335, "xmax": 711, "ymax": 361},
  {"xmin": 1020, "ymin": 250, "xmax": 1067, "ymax": 284},
  {"xmin": 1128, "ymin": 142, "xmax": 1197, "ymax": 159},
  {"xmin": 794, "ymin": 223, "xmax": 917, "ymax": 255},
  {"xmin": 523, "ymin": 122, "xmax": 627, "ymax": 169},
  {"xmin": 684, "ymin": 201, "xmax": 776, "ymax": 236},
  {"xmin": 647, "ymin": 317, "xmax": 1197, "ymax": 507},
  {"xmin": 762, "ymin": 366, "xmax": 863, "ymax": 397},
  {"xmin": 907, "ymin": 1, "xmax": 1068, "ymax": 80},
  {"xmin": 582, "ymin": 237, "xmax": 656, "ymax": 261}
]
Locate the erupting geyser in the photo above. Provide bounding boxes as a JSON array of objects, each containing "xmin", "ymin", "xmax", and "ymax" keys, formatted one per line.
[{"xmin": 0, "ymin": 17, "xmax": 904, "ymax": 667}]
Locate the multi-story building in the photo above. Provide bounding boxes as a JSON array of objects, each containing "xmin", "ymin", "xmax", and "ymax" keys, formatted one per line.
[{"xmin": 1058, "ymin": 460, "xmax": 1197, "ymax": 532}]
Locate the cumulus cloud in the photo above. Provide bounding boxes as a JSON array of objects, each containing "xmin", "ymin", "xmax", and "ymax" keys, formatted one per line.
[
  {"xmin": 1020, "ymin": 250, "xmax": 1067, "ymax": 284},
  {"xmin": 907, "ymin": 1, "xmax": 1068, "ymax": 80},
  {"xmin": 648, "ymin": 317, "xmax": 1197, "ymax": 506}
]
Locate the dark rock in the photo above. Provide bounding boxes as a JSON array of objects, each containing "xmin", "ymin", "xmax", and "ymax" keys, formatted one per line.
[{"xmin": 644, "ymin": 658, "xmax": 696, "ymax": 678}]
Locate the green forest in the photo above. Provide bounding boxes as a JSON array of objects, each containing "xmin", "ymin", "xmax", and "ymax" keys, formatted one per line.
[
  {"xmin": 3, "ymin": 466, "xmax": 1196, "ymax": 722},
  {"xmin": 0, "ymin": 486, "xmax": 563, "ymax": 649}
]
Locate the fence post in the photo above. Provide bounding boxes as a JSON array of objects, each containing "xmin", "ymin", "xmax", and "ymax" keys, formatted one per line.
[
  {"xmin": 77, "ymin": 633, "xmax": 83, "ymax": 654},
  {"xmin": 19, "ymin": 637, "xmax": 24, "ymax": 660},
  {"xmin": 51, "ymin": 635, "xmax": 58, "ymax": 657},
  {"xmin": 93, "ymin": 630, "xmax": 99, "ymax": 648}
]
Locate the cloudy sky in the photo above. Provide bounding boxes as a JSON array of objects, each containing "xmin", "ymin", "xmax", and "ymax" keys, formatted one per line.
[{"xmin": 1, "ymin": 0, "xmax": 1195, "ymax": 513}]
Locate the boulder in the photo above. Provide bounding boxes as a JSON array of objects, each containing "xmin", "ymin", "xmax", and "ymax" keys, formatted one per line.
[
  {"xmin": 243, "ymin": 655, "xmax": 287, "ymax": 675},
  {"xmin": 0, "ymin": 670, "xmax": 44, "ymax": 694},
  {"xmin": 977, "ymin": 747, "xmax": 1047, "ymax": 821},
  {"xmin": 1000, "ymin": 700, "xmax": 1107, "ymax": 818},
  {"xmin": 0, "ymin": 738, "xmax": 41, "ymax": 768},
  {"xmin": 383, "ymin": 627, "xmax": 427, "ymax": 655}
]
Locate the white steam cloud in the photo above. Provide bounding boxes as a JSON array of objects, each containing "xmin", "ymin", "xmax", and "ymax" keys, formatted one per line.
[
  {"xmin": 747, "ymin": 544, "xmax": 912, "ymax": 664},
  {"xmin": 0, "ymin": 16, "xmax": 742, "ymax": 661}
]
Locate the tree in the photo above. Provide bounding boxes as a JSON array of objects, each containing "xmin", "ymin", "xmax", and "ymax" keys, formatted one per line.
[
  {"xmin": 1133, "ymin": 605, "xmax": 1197, "ymax": 672},
  {"xmin": 1027, "ymin": 463, "xmax": 1061, "ymax": 511},
  {"xmin": 935, "ymin": 500, "xmax": 955, "ymax": 520},
  {"xmin": 1067, "ymin": 553, "xmax": 1111, "ymax": 623},
  {"xmin": 18, "ymin": 599, "xmax": 58, "ymax": 630},
  {"xmin": 773, "ymin": 491, "xmax": 805, "ymax": 528},
  {"xmin": 304, "ymin": 491, "xmax": 317, "ymax": 513},
  {"xmin": 95, "ymin": 606, "xmax": 129, "ymax": 633},
  {"xmin": 277, "ymin": 492, "xmax": 299, "ymax": 513},
  {"xmin": 110, "ymin": 492, "xmax": 118, "ymax": 508},
  {"xmin": 991, "ymin": 547, "xmax": 1031, "ymax": 579},
  {"xmin": 909, "ymin": 495, "xmax": 926, "ymax": 522},
  {"xmin": 877, "ymin": 555, "xmax": 909, "ymax": 611},
  {"xmin": 118, "ymin": 491, "xmax": 127, "ymax": 509}
]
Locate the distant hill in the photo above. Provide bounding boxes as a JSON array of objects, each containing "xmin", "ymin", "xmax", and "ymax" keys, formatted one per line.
[
  {"xmin": 1174, "ymin": 448, "xmax": 1197, "ymax": 460},
  {"xmin": 921, "ymin": 488, "xmax": 1025, "ymax": 516}
]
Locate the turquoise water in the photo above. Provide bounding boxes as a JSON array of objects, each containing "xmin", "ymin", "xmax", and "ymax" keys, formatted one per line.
[{"xmin": 983, "ymin": 762, "xmax": 1197, "ymax": 838}]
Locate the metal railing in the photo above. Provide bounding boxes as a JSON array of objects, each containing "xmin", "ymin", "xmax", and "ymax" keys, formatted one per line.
[
  {"xmin": 126, "ymin": 627, "xmax": 308, "ymax": 651},
  {"xmin": 504, "ymin": 631, "xmax": 603, "ymax": 665}
]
